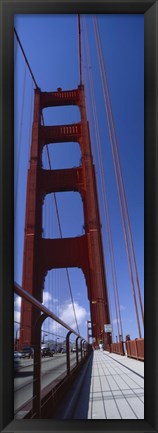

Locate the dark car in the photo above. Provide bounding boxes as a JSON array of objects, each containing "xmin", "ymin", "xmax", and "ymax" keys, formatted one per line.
[
  {"xmin": 14, "ymin": 357, "xmax": 21, "ymax": 374},
  {"xmin": 41, "ymin": 347, "xmax": 54, "ymax": 357},
  {"xmin": 14, "ymin": 351, "xmax": 22, "ymax": 359},
  {"xmin": 58, "ymin": 347, "xmax": 66, "ymax": 354},
  {"xmin": 21, "ymin": 346, "xmax": 34, "ymax": 359},
  {"xmin": 71, "ymin": 346, "xmax": 76, "ymax": 353}
]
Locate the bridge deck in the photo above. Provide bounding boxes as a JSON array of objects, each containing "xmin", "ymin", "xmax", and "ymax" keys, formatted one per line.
[{"xmin": 62, "ymin": 350, "xmax": 144, "ymax": 419}]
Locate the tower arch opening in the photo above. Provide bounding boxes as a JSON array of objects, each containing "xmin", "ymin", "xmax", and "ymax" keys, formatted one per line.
[
  {"xmin": 42, "ymin": 267, "xmax": 90, "ymax": 336},
  {"xmin": 42, "ymin": 105, "xmax": 80, "ymax": 126},
  {"xmin": 42, "ymin": 191, "xmax": 85, "ymax": 239},
  {"xmin": 42, "ymin": 141, "xmax": 81, "ymax": 169}
]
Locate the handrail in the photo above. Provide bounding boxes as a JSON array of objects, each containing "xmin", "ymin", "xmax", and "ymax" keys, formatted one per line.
[
  {"xmin": 14, "ymin": 281, "xmax": 87, "ymax": 342},
  {"xmin": 14, "ymin": 281, "xmax": 91, "ymax": 418}
]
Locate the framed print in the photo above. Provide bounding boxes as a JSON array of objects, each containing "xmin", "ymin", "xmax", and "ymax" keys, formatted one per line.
[{"xmin": 0, "ymin": 1, "xmax": 158, "ymax": 433}]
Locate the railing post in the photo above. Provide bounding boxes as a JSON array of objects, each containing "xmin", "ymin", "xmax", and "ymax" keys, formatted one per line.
[
  {"xmin": 76, "ymin": 336, "xmax": 80, "ymax": 365},
  {"xmin": 135, "ymin": 338, "xmax": 139, "ymax": 359},
  {"xmin": 83, "ymin": 340, "xmax": 85, "ymax": 357},
  {"xmin": 121, "ymin": 341, "xmax": 125, "ymax": 355},
  {"xmin": 80, "ymin": 338, "xmax": 83, "ymax": 359},
  {"xmin": 66, "ymin": 330, "xmax": 72, "ymax": 375},
  {"xmin": 32, "ymin": 313, "xmax": 47, "ymax": 418}
]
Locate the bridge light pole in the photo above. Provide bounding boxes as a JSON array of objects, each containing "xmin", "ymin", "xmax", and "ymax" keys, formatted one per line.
[
  {"xmin": 15, "ymin": 327, "xmax": 24, "ymax": 351},
  {"xmin": 56, "ymin": 337, "xmax": 59, "ymax": 353},
  {"xmin": 42, "ymin": 333, "xmax": 48, "ymax": 344}
]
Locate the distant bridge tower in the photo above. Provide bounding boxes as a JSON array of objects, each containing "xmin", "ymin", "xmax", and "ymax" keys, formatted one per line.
[{"xmin": 20, "ymin": 85, "xmax": 111, "ymax": 349}]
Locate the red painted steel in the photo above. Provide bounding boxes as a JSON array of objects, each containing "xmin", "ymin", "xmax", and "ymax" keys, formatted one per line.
[
  {"xmin": 20, "ymin": 85, "xmax": 111, "ymax": 349},
  {"xmin": 41, "ymin": 167, "xmax": 83, "ymax": 195},
  {"xmin": 41, "ymin": 88, "xmax": 80, "ymax": 108},
  {"xmin": 126, "ymin": 338, "xmax": 144, "ymax": 361},
  {"xmin": 40, "ymin": 123, "xmax": 81, "ymax": 144},
  {"xmin": 136, "ymin": 338, "xmax": 144, "ymax": 361},
  {"xmin": 20, "ymin": 89, "xmax": 42, "ymax": 348},
  {"xmin": 110, "ymin": 342, "xmax": 125, "ymax": 356}
]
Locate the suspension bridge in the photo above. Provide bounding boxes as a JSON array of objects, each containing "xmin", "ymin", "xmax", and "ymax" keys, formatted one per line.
[{"xmin": 14, "ymin": 14, "xmax": 144, "ymax": 419}]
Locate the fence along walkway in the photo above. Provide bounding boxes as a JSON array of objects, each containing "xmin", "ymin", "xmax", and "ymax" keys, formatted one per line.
[{"xmin": 71, "ymin": 350, "xmax": 144, "ymax": 419}]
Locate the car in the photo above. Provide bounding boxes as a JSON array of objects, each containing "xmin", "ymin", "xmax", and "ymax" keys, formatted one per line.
[
  {"xmin": 58, "ymin": 347, "xmax": 66, "ymax": 354},
  {"xmin": 14, "ymin": 351, "xmax": 22, "ymax": 359},
  {"xmin": 41, "ymin": 347, "xmax": 54, "ymax": 357},
  {"xmin": 71, "ymin": 346, "xmax": 76, "ymax": 353},
  {"xmin": 14, "ymin": 358, "xmax": 21, "ymax": 374},
  {"xmin": 21, "ymin": 346, "xmax": 34, "ymax": 359}
]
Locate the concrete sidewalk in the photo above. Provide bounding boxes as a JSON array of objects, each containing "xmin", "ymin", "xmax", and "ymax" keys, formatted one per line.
[{"xmin": 72, "ymin": 350, "xmax": 144, "ymax": 419}]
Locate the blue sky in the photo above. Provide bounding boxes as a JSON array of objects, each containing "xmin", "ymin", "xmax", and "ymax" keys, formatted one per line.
[{"xmin": 14, "ymin": 14, "xmax": 144, "ymax": 343}]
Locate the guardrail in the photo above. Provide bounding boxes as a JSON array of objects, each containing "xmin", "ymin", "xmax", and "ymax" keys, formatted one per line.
[
  {"xmin": 110, "ymin": 342, "xmax": 125, "ymax": 355},
  {"xmin": 126, "ymin": 338, "xmax": 144, "ymax": 361},
  {"xmin": 104, "ymin": 342, "xmax": 125, "ymax": 355},
  {"xmin": 14, "ymin": 282, "xmax": 92, "ymax": 419},
  {"xmin": 104, "ymin": 339, "xmax": 144, "ymax": 360}
]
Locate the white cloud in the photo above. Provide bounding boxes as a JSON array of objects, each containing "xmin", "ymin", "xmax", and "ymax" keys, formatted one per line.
[
  {"xmin": 14, "ymin": 295, "xmax": 21, "ymax": 311},
  {"xmin": 48, "ymin": 320, "xmax": 63, "ymax": 334},
  {"xmin": 43, "ymin": 290, "xmax": 59, "ymax": 308},
  {"xmin": 43, "ymin": 291, "xmax": 52, "ymax": 303},
  {"xmin": 120, "ymin": 305, "xmax": 126, "ymax": 311},
  {"xmin": 53, "ymin": 298, "xmax": 59, "ymax": 304},
  {"xmin": 60, "ymin": 301, "xmax": 88, "ymax": 330},
  {"xmin": 14, "ymin": 310, "xmax": 21, "ymax": 323},
  {"xmin": 13, "ymin": 291, "xmax": 89, "ymax": 339},
  {"xmin": 43, "ymin": 300, "xmax": 89, "ymax": 338}
]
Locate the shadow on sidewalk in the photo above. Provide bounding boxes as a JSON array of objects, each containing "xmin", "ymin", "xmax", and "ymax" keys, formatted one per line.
[
  {"xmin": 54, "ymin": 352, "xmax": 94, "ymax": 419},
  {"xmin": 72, "ymin": 352, "xmax": 94, "ymax": 419}
]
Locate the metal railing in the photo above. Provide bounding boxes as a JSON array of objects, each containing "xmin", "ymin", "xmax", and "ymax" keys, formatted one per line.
[
  {"xmin": 110, "ymin": 342, "xmax": 125, "ymax": 356},
  {"xmin": 14, "ymin": 282, "xmax": 92, "ymax": 418},
  {"xmin": 126, "ymin": 338, "xmax": 144, "ymax": 361},
  {"xmin": 104, "ymin": 339, "xmax": 144, "ymax": 361}
]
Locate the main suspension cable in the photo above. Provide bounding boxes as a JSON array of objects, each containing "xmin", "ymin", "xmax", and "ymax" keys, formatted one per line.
[{"xmin": 14, "ymin": 28, "xmax": 39, "ymax": 90}]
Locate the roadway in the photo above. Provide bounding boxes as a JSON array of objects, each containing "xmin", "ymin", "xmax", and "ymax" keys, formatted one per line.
[{"xmin": 14, "ymin": 353, "xmax": 77, "ymax": 416}]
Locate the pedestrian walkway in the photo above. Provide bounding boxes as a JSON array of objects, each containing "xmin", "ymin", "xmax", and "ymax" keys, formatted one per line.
[{"xmin": 72, "ymin": 350, "xmax": 144, "ymax": 419}]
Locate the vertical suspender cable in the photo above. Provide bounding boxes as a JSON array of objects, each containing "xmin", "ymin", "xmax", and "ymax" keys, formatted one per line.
[
  {"xmin": 94, "ymin": 17, "xmax": 144, "ymax": 327},
  {"xmin": 95, "ymin": 17, "xmax": 144, "ymax": 330},
  {"xmin": 83, "ymin": 16, "xmax": 124, "ymax": 341},
  {"xmin": 82, "ymin": 46, "xmax": 115, "ymax": 343},
  {"xmin": 78, "ymin": 14, "xmax": 83, "ymax": 85},
  {"xmin": 93, "ymin": 16, "xmax": 141, "ymax": 339},
  {"xmin": 82, "ymin": 17, "xmax": 120, "ymax": 340},
  {"xmin": 93, "ymin": 16, "xmax": 143, "ymax": 338},
  {"xmin": 27, "ymin": 79, "xmax": 34, "ymax": 166},
  {"xmin": 14, "ymin": 63, "xmax": 27, "ymax": 217}
]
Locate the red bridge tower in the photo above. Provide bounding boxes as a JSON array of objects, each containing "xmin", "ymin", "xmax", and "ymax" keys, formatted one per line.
[{"xmin": 20, "ymin": 85, "xmax": 112, "ymax": 349}]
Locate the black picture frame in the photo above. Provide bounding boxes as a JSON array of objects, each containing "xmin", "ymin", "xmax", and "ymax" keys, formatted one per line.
[{"xmin": 0, "ymin": 0, "xmax": 157, "ymax": 432}]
